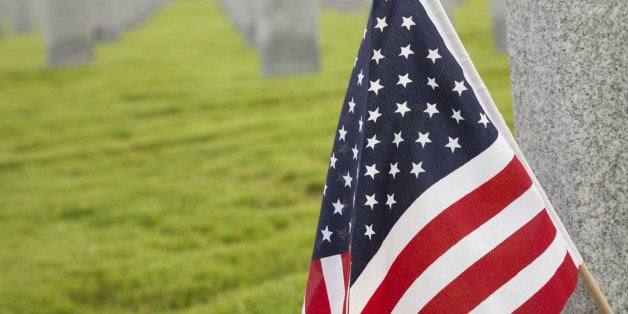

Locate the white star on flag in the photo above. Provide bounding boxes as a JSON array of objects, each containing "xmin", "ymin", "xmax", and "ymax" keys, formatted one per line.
[
  {"xmin": 364, "ymin": 164, "xmax": 380, "ymax": 179},
  {"xmin": 374, "ymin": 17, "xmax": 388, "ymax": 32},
  {"xmin": 400, "ymin": 44, "xmax": 415, "ymax": 59},
  {"xmin": 342, "ymin": 171, "xmax": 353, "ymax": 187},
  {"xmin": 368, "ymin": 107, "xmax": 382, "ymax": 122},
  {"xmin": 397, "ymin": 73, "xmax": 413, "ymax": 88},
  {"xmin": 452, "ymin": 109, "xmax": 464, "ymax": 123},
  {"xmin": 416, "ymin": 132, "xmax": 432, "ymax": 148},
  {"xmin": 424, "ymin": 102, "xmax": 439, "ymax": 117},
  {"xmin": 389, "ymin": 162, "xmax": 400, "ymax": 178},
  {"xmin": 453, "ymin": 80, "xmax": 468, "ymax": 96},
  {"xmin": 366, "ymin": 135, "xmax": 381, "ymax": 149},
  {"xmin": 478, "ymin": 113, "xmax": 491, "ymax": 128},
  {"xmin": 395, "ymin": 101, "xmax": 411, "ymax": 117},
  {"xmin": 427, "ymin": 48, "xmax": 441, "ymax": 63},
  {"xmin": 401, "ymin": 16, "xmax": 416, "ymax": 30},
  {"xmin": 427, "ymin": 77, "xmax": 439, "ymax": 89},
  {"xmin": 332, "ymin": 199, "xmax": 344, "ymax": 215},
  {"xmin": 372, "ymin": 49, "xmax": 385, "ymax": 64},
  {"xmin": 338, "ymin": 125, "xmax": 347, "ymax": 141},
  {"xmin": 392, "ymin": 131, "xmax": 404, "ymax": 147},
  {"xmin": 410, "ymin": 161, "xmax": 425, "ymax": 178},
  {"xmin": 369, "ymin": 79, "xmax": 384, "ymax": 95},
  {"xmin": 364, "ymin": 194, "xmax": 378, "ymax": 210},
  {"xmin": 364, "ymin": 224, "xmax": 375, "ymax": 240},
  {"xmin": 445, "ymin": 136, "xmax": 462, "ymax": 152},
  {"xmin": 320, "ymin": 226, "xmax": 332, "ymax": 242},
  {"xmin": 386, "ymin": 193, "xmax": 396, "ymax": 209},
  {"xmin": 348, "ymin": 98, "xmax": 356, "ymax": 113}
]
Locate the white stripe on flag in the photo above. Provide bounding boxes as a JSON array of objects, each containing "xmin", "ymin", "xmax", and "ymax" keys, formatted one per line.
[
  {"xmin": 469, "ymin": 233, "xmax": 568, "ymax": 313},
  {"xmin": 349, "ymin": 135, "xmax": 514, "ymax": 313},
  {"xmin": 321, "ymin": 254, "xmax": 346, "ymax": 314},
  {"xmin": 392, "ymin": 186, "xmax": 545, "ymax": 313}
]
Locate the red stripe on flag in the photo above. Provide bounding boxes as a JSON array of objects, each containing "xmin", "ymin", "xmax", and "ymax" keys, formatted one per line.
[
  {"xmin": 514, "ymin": 253, "xmax": 579, "ymax": 313},
  {"xmin": 362, "ymin": 157, "xmax": 532, "ymax": 314},
  {"xmin": 304, "ymin": 259, "xmax": 331, "ymax": 314},
  {"xmin": 420, "ymin": 210, "xmax": 557, "ymax": 313}
]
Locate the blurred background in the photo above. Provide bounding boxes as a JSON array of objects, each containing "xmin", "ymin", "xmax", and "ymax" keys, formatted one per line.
[{"xmin": 0, "ymin": 0, "xmax": 512, "ymax": 312}]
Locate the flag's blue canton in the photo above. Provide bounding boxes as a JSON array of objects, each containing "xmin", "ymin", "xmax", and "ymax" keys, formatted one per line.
[{"xmin": 311, "ymin": 0, "xmax": 499, "ymax": 284}]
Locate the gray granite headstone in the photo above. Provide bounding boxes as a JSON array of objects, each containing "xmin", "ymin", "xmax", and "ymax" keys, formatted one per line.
[
  {"xmin": 490, "ymin": 0, "xmax": 506, "ymax": 53},
  {"xmin": 218, "ymin": 0, "xmax": 257, "ymax": 46},
  {"xmin": 439, "ymin": 0, "xmax": 464, "ymax": 23},
  {"xmin": 41, "ymin": 0, "xmax": 93, "ymax": 68},
  {"xmin": 0, "ymin": 0, "xmax": 7, "ymax": 41},
  {"xmin": 89, "ymin": 0, "xmax": 119, "ymax": 42},
  {"xmin": 256, "ymin": 0, "xmax": 320, "ymax": 77},
  {"xmin": 507, "ymin": 1, "xmax": 627, "ymax": 312},
  {"xmin": 111, "ymin": 0, "xmax": 129, "ymax": 31},
  {"xmin": 320, "ymin": 0, "xmax": 368, "ymax": 13},
  {"xmin": 10, "ymin": 0, "xmax": 34, "ymax": 34}
]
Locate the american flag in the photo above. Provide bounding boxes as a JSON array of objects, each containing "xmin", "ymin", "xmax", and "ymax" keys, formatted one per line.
[{"xmin": 303, "ymin": 0, "xmax": 583, "ymax": 313}]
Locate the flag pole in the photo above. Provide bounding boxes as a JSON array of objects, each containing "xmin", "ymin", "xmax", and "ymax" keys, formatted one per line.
[{"xmin": 579, "ymin": 263, "xmax": 613, "ymax": 313}]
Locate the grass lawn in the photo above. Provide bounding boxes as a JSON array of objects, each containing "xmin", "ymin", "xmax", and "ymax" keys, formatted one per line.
[{"xmin": 0, "ymin": 0, "xmax": 512, "ymax": 312}]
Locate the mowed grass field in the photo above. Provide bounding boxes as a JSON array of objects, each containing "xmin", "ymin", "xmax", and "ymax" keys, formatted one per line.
[{"xmin": 0, "ymin": 0, "xmax": 512, "ymax": 312}]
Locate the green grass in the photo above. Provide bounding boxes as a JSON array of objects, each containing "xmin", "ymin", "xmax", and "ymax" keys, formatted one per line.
[{"xmin": 0, "ymin": 0, "xmax": 512, "ymax": 312}]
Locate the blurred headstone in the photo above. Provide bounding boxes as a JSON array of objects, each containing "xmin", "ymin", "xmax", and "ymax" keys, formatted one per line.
[
  {"xmin": 256, "ymin": 0, "xmax": 320, "ymax": 77},
  {"xmin": 10, "ymin": 0, "xmax": 35, "ymax": 34},
  {"xmin": 0, "ymin": 0, "xmax": 7, "ymax": 41},
  {"xmin": 440, "ymin": 0, "xmax": 464, "ymax": 23},
  {"xmin": 90, "ymin": 0, "xmax": 119, "ymax": 42},
  {"xmin": 218, "ymin": 0, "xmax": 257, "ymax": 46},
  {"xmin": 41, "ymin": 0, "xmax": 93, "ymax": 68},
  {"xmin": 110, "ymin": 0, "xmax": 128, "ymax": 31},
  {"xmin": 491, "ymin": 0, "xmax": 507, "ymax": 52},
  {"xmin": 508, "ymin": 1, "xmax": 626, "ymax": 312},
  {"xmin": 320, "ymin": 0, "xmax": 368, "ymax": 13}
]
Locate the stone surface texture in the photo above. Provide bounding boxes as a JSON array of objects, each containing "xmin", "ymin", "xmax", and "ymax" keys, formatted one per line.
[
  {"xmin": 256, "ymin": 0, "xmax": 320, "ymax": 77},
  {"xmin": 507, "ymin": 1, "xmax": 627, "ymax": 312},
  {"xmin": 41, "ymin": 0, "xmax": 93, "ymax": 68}
]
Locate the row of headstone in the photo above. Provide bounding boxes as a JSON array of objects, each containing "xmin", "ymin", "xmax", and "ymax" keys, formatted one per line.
[
  {"xmin": 0, "ymin": 0, "xmax": 169, "ymax": 68},
  {"xmin": 217, "ymin": 0, "xmax": 476, "ymax": 77},
  {"xmin": 218, "ymin": 0, "xmax": 320, "ymax": 77},
  {"xmin": 320, "ymin": 0, "xmax": 369, "ymax": 13},
  {"xmin": 43, "ymin": 0, "xmax": 170, "ymax": 68}
]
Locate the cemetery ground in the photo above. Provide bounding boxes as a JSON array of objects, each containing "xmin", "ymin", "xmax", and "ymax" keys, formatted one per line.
[{"xmin": 0, "ymin": 0, "xmax": 511, "ymax": 312}]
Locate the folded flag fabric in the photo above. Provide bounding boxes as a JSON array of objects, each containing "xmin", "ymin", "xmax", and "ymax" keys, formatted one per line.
[{"xmin": 303, "ymin": 0, "xmax": 583, "ymax": 313}]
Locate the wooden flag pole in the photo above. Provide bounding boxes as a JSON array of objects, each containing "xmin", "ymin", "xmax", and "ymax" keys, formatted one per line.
[{"xmin": 579, "ymin": 263, "xmax": 613, "ymax": 313}]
